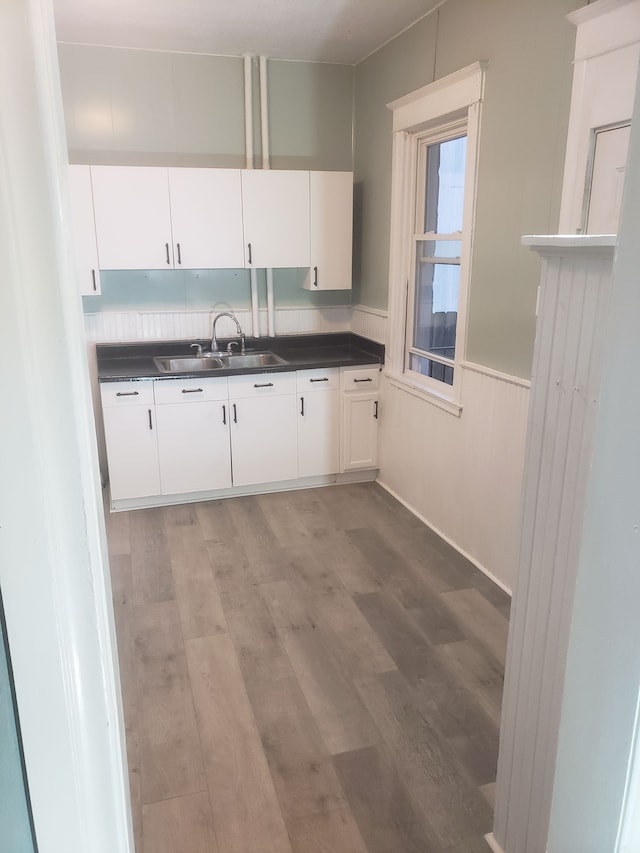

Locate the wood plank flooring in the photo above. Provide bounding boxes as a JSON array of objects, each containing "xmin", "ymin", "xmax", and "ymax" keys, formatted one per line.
[{"xmin": 104, "ymin": 482, "xmax": 509, "ymax": 853}]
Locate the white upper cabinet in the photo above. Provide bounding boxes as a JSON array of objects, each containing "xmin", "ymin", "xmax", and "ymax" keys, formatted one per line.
[
  {"xmin": 241, "ymin": 170, "xmax": 310, "ymax": 268},
  {"xmin": 68, "ymin": 165, "xmax": 101, "ymax": 295},
  {"xmin": 304, "ymin": 171, "xmax": 353, "ymax": 291},
  {"xmin": 91, "ymin": 166, "xmax": 173, "ymax": 270},
  {"xmin": 168, "ymin": 168, "xmax": 245, "ymax": 269}
]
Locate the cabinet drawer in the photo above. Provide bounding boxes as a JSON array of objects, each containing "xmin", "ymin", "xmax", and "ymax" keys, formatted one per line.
[
  {"xmin": 100, "ymin": 380, "xmax": 154, "ymax": 407},
  {"xmin": 340, "ymin": 365, "xmax": 380, "ymax": 391},
  {"xmin": 154, "ymin": 376, "xmax": 229, "ymax": 404},
  {"xmin": 296, "ymin": 367, "xmax": 340, "ymax": 392},
  {"xmin": 228, "ymin": 371, "xmax": 297, "ymax": 399}
]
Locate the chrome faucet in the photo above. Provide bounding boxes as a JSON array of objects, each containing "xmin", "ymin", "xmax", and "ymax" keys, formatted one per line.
[{"xmin": 211, "ymin": 312, "xmax": 245, "ymax": 355}]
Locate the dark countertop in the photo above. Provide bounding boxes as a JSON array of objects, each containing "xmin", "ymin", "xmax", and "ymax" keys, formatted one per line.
[{"xmin": 97, "ymin": 332, "xmax": 385, "ymax": 382}]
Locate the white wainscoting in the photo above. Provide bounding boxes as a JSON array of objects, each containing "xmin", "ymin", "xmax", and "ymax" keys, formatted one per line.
[
  {"xmin": 84, "ymin": 305, "xmax": 352, "ymax": 343},
  {"xmin": 350, "ymin": 304, "xmax": 388, "ymax": 343},
  {"xmin": 377, "ymin": 363, "xmax": 530, "ymax": 593}
]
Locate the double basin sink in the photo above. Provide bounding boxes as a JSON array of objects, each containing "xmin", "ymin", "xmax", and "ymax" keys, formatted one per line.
[{"xmin": 154, "ymin": 351, "xmax": 287, "ymax": 374}]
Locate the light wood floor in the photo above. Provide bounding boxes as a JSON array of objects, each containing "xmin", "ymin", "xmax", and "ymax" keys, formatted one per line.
[{"xmin": 105, "ymin": 482, "xmax": 509, "ymax": 853}]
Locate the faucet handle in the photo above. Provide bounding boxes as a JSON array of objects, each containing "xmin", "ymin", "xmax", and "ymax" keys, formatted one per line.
[
  {"xmin": 190, "ymin": 343, "xmax": 204, "ymax": 357},
  {"xmin": 226, "ymin": 341, "xmax": 239, "ymax": 354}
]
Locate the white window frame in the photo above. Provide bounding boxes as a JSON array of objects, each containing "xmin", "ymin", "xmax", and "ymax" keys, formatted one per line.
[{"xmin": 386, "ymin": 62, "xmax": 486, "ymax": 416}]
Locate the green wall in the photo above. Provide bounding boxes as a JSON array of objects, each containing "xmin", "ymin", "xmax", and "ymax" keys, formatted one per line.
[
  {"xmin": 353, "ymin": 0, "xmax": 578, "ymax": 378},
  {"xmin": 57, "ymin": 45, "xmax": 354, "ymax": 313}
]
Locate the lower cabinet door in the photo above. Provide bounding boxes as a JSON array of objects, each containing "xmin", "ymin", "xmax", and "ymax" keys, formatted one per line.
[
  {"xmin": 298, "ymin": 389, "xmax": 340, "ymax": 477},
  {"xmin": 102, "ymin": 405, "xmax": 161, "ymax": 500},
  {"xmin": 230, "ymin": 395, "xmax": 298, "ymax": 487},
  {"xmin": 341, "ymin": 392, "xmax": 379, "ymax": 471},
  {"xmin": 155, "ymin": 400, "xmax": 232, "ymax": 495}
]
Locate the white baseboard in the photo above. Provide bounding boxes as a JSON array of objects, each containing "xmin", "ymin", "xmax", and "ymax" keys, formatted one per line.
[
  {"xmin": 108, "ymin": 469, "xmax": 377, "ymax": 512},
  {"xmin": 376, "ymin": 479, "xmax": 513, "ymax": 596},
  {"xmin": 484, "ymin": 833, "xmax": 505, "ymax": 853}
]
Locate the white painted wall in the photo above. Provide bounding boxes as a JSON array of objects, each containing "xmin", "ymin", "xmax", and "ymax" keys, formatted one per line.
[
  {"xmin": 378, "ymin": 366, "xmax": 530, "ymax": 593},
  {"xmin": 559, "ymin": 0, "xmax": 640, "ymax": 233},
  {"xmin": 546, "ymin": 68, "xmax": 640, "ymax": 851},
  {"xmin": 0, "ymin": 0, "xmax": 131, "ymax": 850}
]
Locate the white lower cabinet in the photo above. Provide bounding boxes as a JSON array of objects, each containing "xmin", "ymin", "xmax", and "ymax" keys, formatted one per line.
[
  {"xmin": 228, "ymin": 372, "xmax": 298, "ymax": 487},
  {"xmin": 340, "ymin": 365, "xmax": 380, "ymax": 472},
  {"xmin": 100, "ymin": 381, "xmax": 161, "ymax": 501},
  {"xmin": 154, "ymin": 377, "xmax": 231, "ymax": 495},
  {"xmin": 101, "ymin": 364, "xmax": 380, "ymax": 505},
  {"xmin": 297, "ymin": 368, "xmax": 340, "ymax": 477}
]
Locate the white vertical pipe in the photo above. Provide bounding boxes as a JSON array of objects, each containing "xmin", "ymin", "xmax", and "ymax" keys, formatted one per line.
[
  {"xmin": 244, "ymin": 54, "xmax": 260, "ymax": 337},
  {"xmin": 259, "ymin": 55, "xmax": 270, "ymax": 171},
  {"xmin": 243, "ymin": 54, "xmax": 253, "ymax": 170},
  {"xmin": 260, "ymin": 55, "xmax": 276, "ymax": 338}
]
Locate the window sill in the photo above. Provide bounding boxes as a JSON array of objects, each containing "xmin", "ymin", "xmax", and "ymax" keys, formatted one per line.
[{"xmin": 384, "ymin": 371, "xmax": 463, "ymax": 417}]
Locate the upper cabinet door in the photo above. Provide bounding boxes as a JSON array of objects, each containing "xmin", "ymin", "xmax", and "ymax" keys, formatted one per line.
[
  {"xmin": 241, "ymin": 170, "xmax": 310, "ymax": 268},
  {"xmin": 168, "ymin": 168, "xmax": 245, "ymax": 269},
  {"xmin": 305, "ymin": 171, "xmax": 353, "ymax": 291},
  {"xmin": 91, "ymin": 166, "xmax": 173, "ymax": 270},
  {"xmin": 68, "ymin": 165, "xmax": 101, "ymax": 295}
]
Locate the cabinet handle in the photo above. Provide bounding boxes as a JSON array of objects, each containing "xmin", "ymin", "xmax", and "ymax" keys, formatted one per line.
[
  {"xmin": 374, "ymin": 400, "xmax": 379, "ymax": 419},
  {"xmin": 300, "ymin": 396, "xmax": 305, "ymax": 416},
  {"xmin": 313, "ymin": 266, "xmax": 318, "ymax": 287},
  {"xmin": 181, "ymin": 388, "xmax": 203, "ymax": 394},
  {"xmin": 222, "ymin": 404, "xmax": 226, "ymax": 425},
  {"xmin": 247, "ymin": 243, "xmax": 252, "ymax": 265},
  {"xmin": 310, "ymin": 377, "xmax": 329, "ymax": 383},
  {"xmin": 116, "ymin": 390, "xmax": 139, "ymax": 397},
  {"xmin": 91, "ymin": 269, "xmax": 97, "ymax": 291},
  {"xmin": 176, "ymin": 243, "xmax": 182, "ymax": 265},
  {"xmin": 165, "ymin": 243, "xmax": 170, "ymax": 265},
  {"xmin": 253, "ymin": 382, "xmax": 274, "ymax": 388},
  {"xmin": 233, "ymin": 403, "xmax": 237, "ymax": 424},
  {"xmin": 354, "ymin": 377, "xmax": 373, "ymax": 383},
  {"xmin": 148, "ymin": 409, "xmax": 153, "ymax": 430}
]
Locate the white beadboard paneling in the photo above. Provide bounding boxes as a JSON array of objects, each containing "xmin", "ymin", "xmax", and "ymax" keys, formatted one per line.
[
  {"xmin": 493, "ymin": 239, "xmax": 615, "ymax": 853},
  {"xmin": 84, "ymin": 306, "xmax": 352, "ymax": 343},
  {"xmin": 351, "ymin": 304, "xmax": 388, "ymax": 343},
  {"xmin": 377, "ymin": 363, "xmax": 530, "ymax": 593}
]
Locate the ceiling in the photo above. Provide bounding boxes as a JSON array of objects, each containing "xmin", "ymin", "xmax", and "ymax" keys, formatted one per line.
[{"xmin": 52, "ymin": 0, "xmax": 445, "ymax": 65}]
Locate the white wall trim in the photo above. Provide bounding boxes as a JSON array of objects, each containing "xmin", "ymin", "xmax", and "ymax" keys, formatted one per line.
[
  {"xmin": 376, "ymin": 480, "xmax": 512, "ymax": 596},
  {"xmin": 483, "ymin": 833, "xmax": 505, "ymax": 853},
  {"xmin": 462, "ymin": 360, "xmax": 531, "ymax": 389}
]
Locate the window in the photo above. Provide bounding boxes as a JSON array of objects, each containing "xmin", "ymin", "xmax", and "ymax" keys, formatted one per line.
[{"xmin": 387, "ymin": 63, "xmax": 485, "ymax": 414}]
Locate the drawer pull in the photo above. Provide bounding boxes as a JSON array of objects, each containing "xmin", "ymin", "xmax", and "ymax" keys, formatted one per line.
[
  {"xmin": 374, "ymin": 400, "xmax": 379, "ymax": 419},
  {"xmin": 247, "ymin": 242, "xmax": 252, "ymax": 265},
  {"xmin": 313, "ymin": 266, "xmax": 318, "ymax": 287},
  {"xmin": 165, "ymin": 242, "xmax": 170, "ymax": 265},
  {"xmin": 181, "ymin": 388, "xmax": 203, "ymax": 394},
  {"xmin": 148, "ymin": 409, "xmax": 153, "ymax": 430},
  {"xmin": 116, "ymin": 390, "xmax": 139, "ymax": 397},
  {"xmin": 176, "ymin": 243, "xmax": 182, "ymax": 265},
  {"xmin": 222, "ymin": 404, "xmax": 226, "ymax": 425},
  {"xmin": 354, "ymin": 377, "xmax": 373, "ymax": 383},
  {"xmin": 233, "ymin": 403, "xmax": 237, "ymax": 424},
  {"xmin": 91, "ymin": 269, "xmax": 97, "ymax": 291},
  {"xmin": 300, "ymin": 396, "xmax": 305, "ymax": 416},
  {"xmin": 254, "ymin": 382, "xmax": 274, "ymax": 388},
  {"xmin": 310, "ymin": 377, "xmax": 329, "ymax": 383}
]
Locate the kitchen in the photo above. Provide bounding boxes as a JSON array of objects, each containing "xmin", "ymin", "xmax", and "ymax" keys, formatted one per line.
[{"xmin": 2, "ymin": 0, "xmax": 640, "ymax": 851}]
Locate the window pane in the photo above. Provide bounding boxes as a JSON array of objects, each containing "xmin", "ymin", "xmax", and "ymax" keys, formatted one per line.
[
  {"xmin": 420, "ymin": 239, "xmax": 461, "ymax": 261},
  {"xmin": 423, "ymin": 135, "xmax": 467, "ymax": 234},
  {"xmin": 413, "ymin": 251, "xmax": 459, "ymax": 359},
  {"xmin": 408, "ymin": 353, "xmax": 454, "ymax": 386}
]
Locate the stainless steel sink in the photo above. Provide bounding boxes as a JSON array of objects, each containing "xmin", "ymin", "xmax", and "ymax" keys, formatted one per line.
[
  {"xmin": 154, "ymin": 356, "xmax": 224, "ymax": 373},
  {"xmin": 153, "ymin": 351, "xmax": 287, "ymax": 373},
  {"xmin": 216, "ymin": 352, "xmax": 288, "ymax": 369}
]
